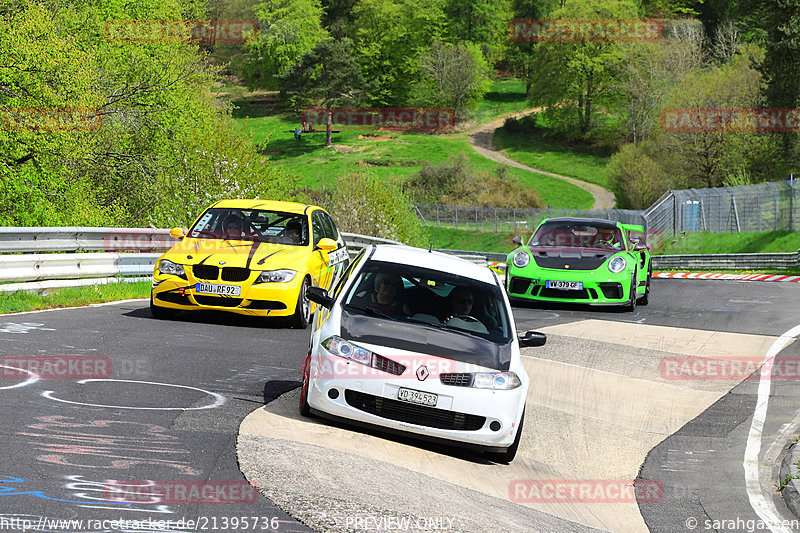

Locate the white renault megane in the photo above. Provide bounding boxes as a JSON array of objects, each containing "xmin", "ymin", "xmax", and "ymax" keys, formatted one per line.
[{"xmin": 300, "ymin": 244, "xmax": 546, "ymax": 462}]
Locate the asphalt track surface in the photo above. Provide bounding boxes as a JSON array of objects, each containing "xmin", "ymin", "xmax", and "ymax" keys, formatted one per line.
[{"xmin": 0, "ymin": 278, "xmax": 797, "ymax": 532}]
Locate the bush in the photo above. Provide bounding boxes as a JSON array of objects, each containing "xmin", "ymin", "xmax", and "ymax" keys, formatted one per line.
[
  {"xmin": 607, "ymin": 142, "xmax": 671, "ymax": 209},
  {"xmin": 329, "ymin": 172, "xmax": 426, "ymax": 247},
  {"xmin": 404, "ymin": 154, "xmax": 543, "ymax": 208}
]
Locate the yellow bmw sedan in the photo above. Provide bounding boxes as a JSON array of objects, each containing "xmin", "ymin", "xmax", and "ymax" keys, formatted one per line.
[{"xmin": 150, "ymin": 200, "xmax": 349, "ymax": 328}]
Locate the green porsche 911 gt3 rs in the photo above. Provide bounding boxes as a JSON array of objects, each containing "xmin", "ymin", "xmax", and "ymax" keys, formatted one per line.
[{"xmin": 505, "ymin": 218, "xmax": 652, "ymax": 311}]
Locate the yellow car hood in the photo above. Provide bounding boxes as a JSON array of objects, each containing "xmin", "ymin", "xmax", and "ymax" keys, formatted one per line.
[{"xmin": 163, "ymin": 238, "xmax": 315, "ymax": 271}]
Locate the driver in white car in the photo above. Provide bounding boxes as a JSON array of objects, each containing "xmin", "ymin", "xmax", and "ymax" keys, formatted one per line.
[{"xmin": 442, "ymin": 286, "xmax": 476, "ymax": 322}]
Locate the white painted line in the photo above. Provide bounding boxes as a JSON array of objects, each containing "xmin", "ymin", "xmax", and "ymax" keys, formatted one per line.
[
  {"xmin": 744, "ymin": 324, "xmax": 800, "ymax": 533},
  {"xmin": 0, "ymin": 364, "xmax": 39, "ymax": 390},
  {"xmin": 41, "ymin": 379, "xmax": 226, "ymax": 410}
]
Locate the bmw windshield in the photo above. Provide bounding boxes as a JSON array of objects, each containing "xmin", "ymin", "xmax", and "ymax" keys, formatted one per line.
[{"xmin": 189, "ymin": 208, "xmax": 309, "ymax": 246}]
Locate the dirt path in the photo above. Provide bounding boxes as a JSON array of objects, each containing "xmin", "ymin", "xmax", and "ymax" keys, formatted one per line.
[{"xmin": 468, "ymin": 110, "xmax": 616, "ymax": 210}]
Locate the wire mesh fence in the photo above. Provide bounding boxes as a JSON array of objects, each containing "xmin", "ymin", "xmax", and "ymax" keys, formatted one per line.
[
  {"xmin": 415, "ymin": 179, "xmax": 799, "ymax": 249},
  {"xmin": 413, "ymin": 203, "xmax": 645, "ymax": 234},
  {"xmin": 643, "ymin": 179, "xmax": 799, "ymax": 247}
]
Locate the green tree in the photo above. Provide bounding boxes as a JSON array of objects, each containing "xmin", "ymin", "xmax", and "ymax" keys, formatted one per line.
[
  {"xmin": 443, "ymin": 0, "xmax": 513, "ymax": 63},
  {"xmin": 414, "ymin": 41, "xmax": 491, "ymax": 116},
  {"xmin": 655, "ymin": 45, "xmax": 779, "ymax": 188},
  {"xmin": 241, "ymin": 0, "xmax": 328, "ymax": 89},
  {"xmin": 280, "ymin": 37, "xmax": 366, "ymax": 147},
  {"xmin": 349, "ymin": 0, "xmax": 447, "ymax": 106},
  {"xmin": 526, "ymin": 0, "xmax": 639, "ymax": 140}
]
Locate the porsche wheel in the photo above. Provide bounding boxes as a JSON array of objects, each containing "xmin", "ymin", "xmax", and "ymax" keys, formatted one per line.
[
  {"xmin": 637, "ymin": 267, "xmax": 651, "ymax": 306},
  {"xmin": 291, "ymin": 277, "xmax": 311, "ymax": 329},
  {"xmin": 625, "ymin": 270, "xmax": 638, "ymax": 312}
]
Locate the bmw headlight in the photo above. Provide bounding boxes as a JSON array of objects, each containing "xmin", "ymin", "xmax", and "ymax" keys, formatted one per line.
[
  {"xmin": 473, "ymin": 372, "xmax": 522, "ymax": 390},
  {"xmin": 321, "ymin": 336, "xmax": 372, "ymax": 366},
  {"xmin": 608, "ymin": 256, "xmax": 627, "ymax": 273},
  {"xmin": 256, "ymin": 269, "xmax": 297, "ymax": 283},
  {"xmin": 158, "ymin": 259, "xmax": 185, "ymax": 277},
  {"xmin": 513, "ymin": 251, "xmax": 530, "ymax": 268}
]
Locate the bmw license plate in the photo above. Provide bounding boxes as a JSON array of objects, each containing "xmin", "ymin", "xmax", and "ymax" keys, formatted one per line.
[
  {"xmin": 195, "ymin": 283, "xmax": 241, "ymax": 296},
  {"xmin": 546, "ymin": 280, "xmax": 583, "ymax": 290},
  {"xmin": 397, "ymin": 387, "xmax": 437, "ymax": 407}
]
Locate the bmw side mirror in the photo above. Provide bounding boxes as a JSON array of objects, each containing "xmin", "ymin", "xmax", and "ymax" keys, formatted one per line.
[
  {"xmin": 512, "ymin": 236, "xmax": 523, "ymax": 246},
  {"xmin": 169, "ymin": 227, "xmax": 186, "ymax": 240},
  {"xmin": 519, "ymin": 330, "xmax": 547, "ymax": 347},
  {"xmin": 307, "ymin": 286, "xmax": 334, "ymax": 309}
]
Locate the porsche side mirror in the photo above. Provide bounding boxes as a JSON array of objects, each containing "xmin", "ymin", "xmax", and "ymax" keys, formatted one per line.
[
  {"xmin": 512, "ymin": 236, "xmax": 523, "ymax": 246},
  {"xmin": 634, "ymin": 243, "xmax": 648, "ymax": 251},
  {"xmin": 519, "ymin": 330, "xmax": 547, "ymax": 347},
  {"xmin": 307, "ymin": 286, "xmax": 334, "ymax": 309},
  {"xmin": 169, "ymin": 227, "xmax": 186, "ymax": 240}
]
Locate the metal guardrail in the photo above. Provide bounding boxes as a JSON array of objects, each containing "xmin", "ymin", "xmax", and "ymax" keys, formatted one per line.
[
  {"xmin": 652, "ymin": 252, "xmax": 800, "ymax": 271},
  {"xmin": 0, "ymin": 227, "xmax": 173, "ymax": 253},
  {"xmin": 0, "ymin": 228, "xmax": 403, "ymax": 292},
  {"xmin": 1, "ymin": 227, "xmax": 797, "ymax": 293}
]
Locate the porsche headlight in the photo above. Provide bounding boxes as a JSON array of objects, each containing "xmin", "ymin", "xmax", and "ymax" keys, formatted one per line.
[
  {"xmin": 321, "ymin": 336, "xmax": 372, "ymax": 366},
  {"xmin": 608, "ymin": 256, "xmax": 627, "ymax": 273},
  {"xmin": 513, "ymin": 251, "xmax": 530, "ymax": 268},
  {"xmin": 256, "ymin": 269, "xmax": 296, "ymax": 283},
  {"xmin": 158, "ymin": 259, "xmax": 185, "ymax": 277},
  {"xmin": 473, "ymin": 372, "xmax": 522, "ymax": 390}
]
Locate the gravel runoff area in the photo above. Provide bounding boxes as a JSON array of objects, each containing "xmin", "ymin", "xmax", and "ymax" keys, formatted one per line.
[{"xmin": 237, "ymin": 391, "xmax": 604, "ymax": 533}]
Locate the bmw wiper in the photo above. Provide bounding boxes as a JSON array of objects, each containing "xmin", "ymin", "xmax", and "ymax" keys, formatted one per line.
[{"xmin": 345, "ymin": 304, "xmax": 395, "ymax": 321}]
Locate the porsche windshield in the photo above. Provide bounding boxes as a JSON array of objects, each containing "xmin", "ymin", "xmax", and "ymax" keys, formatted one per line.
[
  {"xmin": 530, "ymin": 222, "xmax": 624, "ymax": 250},
  {"xmin": 189, "ymin": 208, "xmax": 309, "ymax": 245},
  {"xmin": 341, "ymin": 260, "xmax": 512, "ymax": 344}
]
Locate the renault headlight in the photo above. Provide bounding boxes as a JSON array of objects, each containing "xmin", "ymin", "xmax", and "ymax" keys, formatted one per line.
[
  {"xmin": 321, "ymin": 336, "xmax": 372, "ymax": 366},
  {"xmin": 256, "ymin": 269, "xmax": 296, "ymax": 283},
  {"xmin": 473, "ymin": 372, "xmax": 522, "ymax": 390},
  {"xmin": 158, "ymin": 259, "xmax": 185, "ymax": 276},
  {"xmin": 513, "ymin": 251, "xmax": 530, "ymax": 268}
]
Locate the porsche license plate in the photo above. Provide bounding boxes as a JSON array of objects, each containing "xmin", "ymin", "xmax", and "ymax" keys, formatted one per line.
[
  {"xmin": 546, "ymin": 280, "xmax": 582, "ymax": 290},
  {"xmin": 397, "ymin": 388, "xmax": 437, "ymax": 407},
  {"xmin": 195, "ymin": 283, "xmax": 241, "ymax": 296}
]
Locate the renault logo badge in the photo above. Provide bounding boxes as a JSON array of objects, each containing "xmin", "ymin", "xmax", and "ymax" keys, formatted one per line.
[{"xmin": 416, "ymin": 365, "xmax": 430, "ymax": 381}]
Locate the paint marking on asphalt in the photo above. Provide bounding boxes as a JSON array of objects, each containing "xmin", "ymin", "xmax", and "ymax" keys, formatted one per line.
[
  {"xmin": 41, "ymin": 379, "xmax": 226, "ymax": 410},
  {"xmin": 744, "ymin": 324, "xmax": 800, "ymax": 533}
]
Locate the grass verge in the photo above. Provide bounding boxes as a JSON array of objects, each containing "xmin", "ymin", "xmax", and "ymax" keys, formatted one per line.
[
  {"xmin": 656, "ymin": 231, "xmax": 800, "ymax": 255},
  {"xmin": 0, "ymin": 281, "xmax": 151, "ymax": 314},
  {"xmin": 493, "ymin": 126, "xmax": 613, "ymax": 189},
  {"xmin": 229, "ymin": 82, "xmax": 594, "ymax": 209}
]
